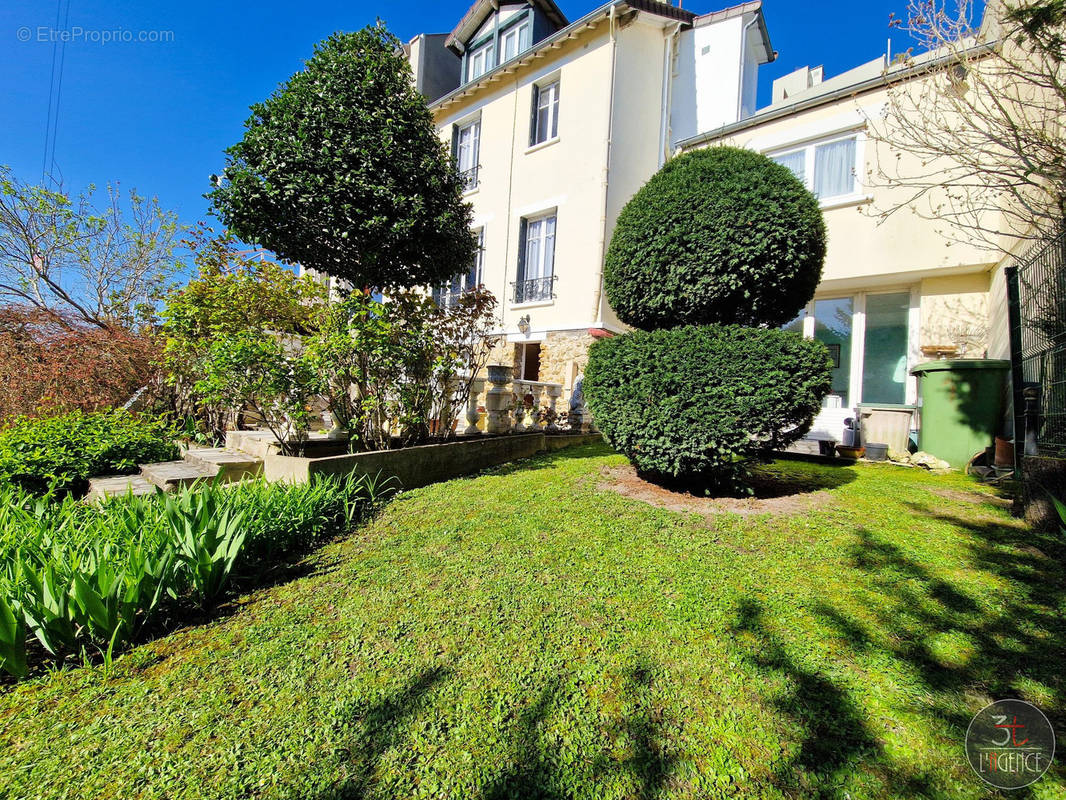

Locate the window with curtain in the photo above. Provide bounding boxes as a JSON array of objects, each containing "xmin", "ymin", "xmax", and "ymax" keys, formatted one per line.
[
  {"xmin": 772, "ymin": 150, "xmax": 806, "ymax": 184},
  {"xmin": 467, "ymin": 40, "xmax": 494, "ymax": 82},
  {"xmin": 813, "ymin": 138, "xmax": 857, "ymax": 199},
  {"xmin": 767, "ymin": 135, "xmax": 859, "ymax": 202},
  {"xmin": 524, "ymin": 215, "xmax": 556, "ymax": 279},
  {"xmin": 500, "ymin": 20, "xmax": 531, "ymax": 62},
  {"xmin": 455, "ymin": 120, "xmax": 480, "ymax": 190}
]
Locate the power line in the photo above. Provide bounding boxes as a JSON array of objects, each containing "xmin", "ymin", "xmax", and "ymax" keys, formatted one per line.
[{"xmin": 40, "ymin": 0, "xmax": 71, "ymax": 189}]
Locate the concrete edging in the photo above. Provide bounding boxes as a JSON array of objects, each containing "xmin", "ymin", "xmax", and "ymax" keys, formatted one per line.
[{"xmin": 263, "ymin": 432, "xmax": 602, "ymax": 490}]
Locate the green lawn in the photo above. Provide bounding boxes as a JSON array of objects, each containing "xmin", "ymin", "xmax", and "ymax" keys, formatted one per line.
[{"xmin": 1, "ymin": 443, "xmax": 1063, "ymax": 799}]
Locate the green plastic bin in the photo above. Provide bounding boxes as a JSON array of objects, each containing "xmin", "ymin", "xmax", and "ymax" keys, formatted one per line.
[{"xmin": 910, "ymin": 359, "xmax": 1010, "ymax": 468}]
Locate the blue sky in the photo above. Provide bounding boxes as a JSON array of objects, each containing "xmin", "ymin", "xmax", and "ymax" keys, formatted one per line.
[{"xmin": 0, "ymin": 0, "xmax": 984, "ymax": 231}]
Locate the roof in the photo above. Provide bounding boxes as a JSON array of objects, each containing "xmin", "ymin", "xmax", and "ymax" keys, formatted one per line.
[
  {"xmin": 446, "ymin": 0, "xmax": 569, "ymax": 53},
  {"xmin": 695, "ymin": 1, "xmax": 774, "ymax": 63},
  {"xmin": 432, "ymin": 0, "xmax": 697, "ymax": 111}
]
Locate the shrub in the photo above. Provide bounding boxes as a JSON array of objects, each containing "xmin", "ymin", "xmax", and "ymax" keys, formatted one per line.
[
  {"xmin": 0, "ymin": 472, "xmax": 391, "ymax": 677},
  {"xmin": 0, "ymin": 410, "xmax": 179, "ymax": 496},
  {"xmin": 0, "ymin": 306, "xmax": 162, "ymax": 420},
  {"xmin": 584, "ymin": 325, "xmax": 832, "ymax": 487},
  {"xmin": 603, "ymin": 147, "xmax": 826, "ymax": 331}
]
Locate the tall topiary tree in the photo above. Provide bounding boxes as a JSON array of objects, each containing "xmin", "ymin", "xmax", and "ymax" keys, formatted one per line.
[
  {"xmin": 209, "ymin": 24, "xmax": 477, "ymax": 291},
  {"xmin": 604, "ymin": 147, "xmax": 826, "ymax": 330},
  {"xmin": 586, "ymin": 147, "xmax": 832, "ymax": 489}
]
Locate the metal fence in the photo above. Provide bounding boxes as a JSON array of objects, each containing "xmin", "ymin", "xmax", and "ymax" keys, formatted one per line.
[{"xmin": 1006, "ymin": 227, "xmax": 1066, "ymax": 460}]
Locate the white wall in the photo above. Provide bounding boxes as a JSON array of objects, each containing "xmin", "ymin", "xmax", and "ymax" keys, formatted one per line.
[{"xmin": 670, "ymin": 16, "xmax": 745, "ymax": 146}]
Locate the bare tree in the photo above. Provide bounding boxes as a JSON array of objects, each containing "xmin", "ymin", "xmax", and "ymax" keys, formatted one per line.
[
  {"xmin": 0, "ymin": 167, "xmax": 182, "ymax": 329},
  {"xmin": 867, "ymin": 0, "xmax": 1066, "ymax": 254}
]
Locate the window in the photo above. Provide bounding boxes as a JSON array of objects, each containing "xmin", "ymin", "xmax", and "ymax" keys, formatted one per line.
[
  {"xmin": 467, "ymin": 39, "xmax": 494, "ymax": 82},
  {"xmin": 500, "ymin": 20, "xmax": 531, "ymax": 62},
  {"xmin": 454, "ymin": 119, "xmax": 480, "ymax": 191},
  {"xmin": 530, "ymin": 80, "xmax": 560, "ymax": 147},
  {"xmin": 770, "ymin": 134, "xmax": 859, "ymax": 201},
  {"xmin": 515, "ymin": 214, "xmax": 556, "ymax": 304},
  {"xmin": 435, "ymin": 229, "xmax": 484, "ymax": 308},
  {"xmin": 814, "ymin": 298, "xmax": 854, "ymax": 407}
]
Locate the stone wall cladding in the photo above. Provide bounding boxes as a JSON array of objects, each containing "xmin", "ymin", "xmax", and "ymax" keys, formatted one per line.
[{"xmin": 539, "ymin": 330, "xmax": 598, "ymax": 387}]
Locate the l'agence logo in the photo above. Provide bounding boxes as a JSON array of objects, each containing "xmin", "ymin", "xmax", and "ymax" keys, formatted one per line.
[{"xmin": 965, "ymin": 699, "xmax": 1056, "ymax": 790}]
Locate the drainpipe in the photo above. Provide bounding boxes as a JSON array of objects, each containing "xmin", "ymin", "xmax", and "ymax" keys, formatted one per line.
[
  {"xmin": 590, "ymin": 2, "xmax": 619, "ymax": 328},
  {"xmin": 659, "ymin": 22, "xmax": 682, "ymax": 167}
]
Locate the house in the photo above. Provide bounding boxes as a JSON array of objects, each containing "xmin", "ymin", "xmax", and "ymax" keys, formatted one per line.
[
  {"xmin": 406, "ymin": 0, "xmax": 775, "ymax": 392},
  {"xmin": 408, "ymin": 0, "xmax": 1013, "ymax": 452},
  {"xmin": 676, "ymin": 49, "xmax": 1006, "ymax": 447}
]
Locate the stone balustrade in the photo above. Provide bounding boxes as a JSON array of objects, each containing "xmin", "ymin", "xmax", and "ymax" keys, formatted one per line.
[{"xmin": 451, "ymin": 365, "xmax": 592, "ymax": 436}]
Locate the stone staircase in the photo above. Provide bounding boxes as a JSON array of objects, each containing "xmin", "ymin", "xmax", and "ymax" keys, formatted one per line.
[
  {"xmin": 86, "ymin": 443, "xmax": 264, "ymax": 502},
  {"xmin": 86, "ymin": 430, "xmax": 347, "ymax": 502}
]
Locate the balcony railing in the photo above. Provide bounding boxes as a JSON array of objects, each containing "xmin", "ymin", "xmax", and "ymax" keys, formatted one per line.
[
  {"xmin": 460, "ymin": 165, "xmax": 480, "ymax": 192},
  {"xmin": 435, "ymin": 288, "xmax": 465, "ymax": 309},
  {"xmin": 512, "ymin": 276, "xmax": 555, "ymax": 305}
]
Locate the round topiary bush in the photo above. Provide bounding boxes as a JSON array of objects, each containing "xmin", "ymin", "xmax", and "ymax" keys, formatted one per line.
[
  {"xmin": 584, "ymin": 325, "xmax": 831, "ymax": 486},
  {"xmin": 604, "ymin": 147, "xmax": 826, "ymax": 330}
]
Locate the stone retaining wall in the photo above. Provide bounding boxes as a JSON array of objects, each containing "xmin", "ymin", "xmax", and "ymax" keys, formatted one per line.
[{"xmin": 264, "ymin": 432, "xmax": 602, "ymax": 490}]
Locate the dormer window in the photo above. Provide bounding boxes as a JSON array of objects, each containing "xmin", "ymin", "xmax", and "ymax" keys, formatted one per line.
[
  {"xmin": 500, "ymin": 19, "xmax": 531, "ymax": 63},
  {"xmin": 449, "ymin": 1, "xmax": 568, "ymax": 87},
  {"xmin": 467, "ymin": 39, "xmax": 495, "ymax": 82}
]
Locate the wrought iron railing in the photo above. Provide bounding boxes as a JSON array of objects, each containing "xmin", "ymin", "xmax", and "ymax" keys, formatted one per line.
[
  {"xmin": 1007, "ymin": 226, "xmax": 1066, "ymax": 460},
  {"xmin": 459, "ymin": 165, "xmax": 480, "ymax": 192},
  {"xmin": 435, "ymin": 289, "xmax": 464, "ymax": 309},
  {"xmin": 512, "ymin": 276, "xmax": 555, "ymax": 305}
]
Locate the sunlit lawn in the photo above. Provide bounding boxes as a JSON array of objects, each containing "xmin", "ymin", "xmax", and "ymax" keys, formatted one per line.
[{"xmin": 1, "ymin": 443, "xmax": 1063, "ymax": 799}]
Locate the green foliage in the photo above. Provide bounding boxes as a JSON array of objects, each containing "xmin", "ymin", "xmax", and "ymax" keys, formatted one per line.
[
  {"xmin": 585, "ymin": 325, "xmax": 832, "ymax": 486},
  {"xmin": 603, "ymin": 147, "xmax": 826, "ymax": 331},
  {"xmin": 0, "ymin": 472, "xmax": 389, "ymax": 677},
  {"xmin": 194, "ymin": 332, "xmax": 316, "ymax": 456},
  {"xmin": 303, "ymin": 289, "xmax": 499, "ymax": 450},
  {"xmin": 161, "ymin": 229, "xmax": 330, "ymax": 441},
  {"xmin": 0, "ymin": 410, "xmax": 178, "ymax": 496},
  {"xmin": 209, "ymin": 24, "xmax": 477, "ymax": 291},
  {"xmin": 164, "ymin": 490, "xmax": 247, "ymax": 608}
]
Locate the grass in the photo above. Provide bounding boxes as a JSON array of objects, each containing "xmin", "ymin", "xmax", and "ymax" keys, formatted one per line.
[{"xmin": 0, "ymin": 443, "xmax": 1063, "ymax": 799}]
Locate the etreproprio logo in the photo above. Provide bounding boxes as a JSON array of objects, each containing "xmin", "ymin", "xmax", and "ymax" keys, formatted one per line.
[{"xmin": 965, "ymin": 699, "xmax": 1056, "ymax": 790}]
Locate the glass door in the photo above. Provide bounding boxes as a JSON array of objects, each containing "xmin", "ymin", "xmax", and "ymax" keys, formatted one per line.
[
  {"xmin": 861, "ymin": 292, "xmax": 910, "ymax": 405},
  {"xmin": 814, "ymin": 298, "xmax": 853, "ymax": 408}
]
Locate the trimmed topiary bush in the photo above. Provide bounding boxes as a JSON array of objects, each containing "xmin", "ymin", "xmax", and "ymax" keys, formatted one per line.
[
  {"xmin": 585, "ymin": 325, "xmax": 831, "ymax": 485},
  {"xmin": 604, "ymin": 147, "xmax": 826, "ymax": 331}
]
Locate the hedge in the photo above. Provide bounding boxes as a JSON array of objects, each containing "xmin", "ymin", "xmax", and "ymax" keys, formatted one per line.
[
  {"xmin": 0, "ymin": 410, "xmax": 179, "ymax": 496},
  {"xmin": 584, "ymin": 325, "xmax": 832, "ymax": 487}
]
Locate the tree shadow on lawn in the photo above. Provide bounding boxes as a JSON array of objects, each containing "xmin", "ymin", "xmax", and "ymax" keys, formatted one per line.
[
  {"xmin": 730, "ymin": 597, "xmax": 933, "ymax": 798},
  {"xmin": 480, "ymin": 661, "xmax": 676, "ymax": 800},
  {"xmin": 309, "ymin": 660, "xmax": 676, "ymax": 800},
  {"xmin": 317, "ymin": 665, "xmax": 453, "ymax": 800},
  {"xmin": 810, "ymin": 515, "xmax": 1066, "ymax": 795}
]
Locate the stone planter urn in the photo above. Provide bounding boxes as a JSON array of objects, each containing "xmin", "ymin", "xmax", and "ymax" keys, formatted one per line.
[{"xmin": 484, "ymin": 365, "xmax": 514, "ymax": 434}]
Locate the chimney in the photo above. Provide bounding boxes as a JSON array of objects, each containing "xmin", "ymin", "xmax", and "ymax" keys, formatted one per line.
[{"xmin": 771, "ymin": 65, "xmax": 824, "ymax": 105}]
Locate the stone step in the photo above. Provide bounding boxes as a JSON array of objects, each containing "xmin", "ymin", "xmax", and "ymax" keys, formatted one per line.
[
  {"xmin": 140, "ymin": 460, "xmax": 219, "ymax": 491},
  {"xmin": 86, "ymin": 474, "xmax": 158, "ymax": 503},
  {"xmin": 182, "ymin": 447, "xmax": 263, "ymax": 480},
  {"xmin": 225, "ymin": 430, "xmax": 279, "ymax": 459}
]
